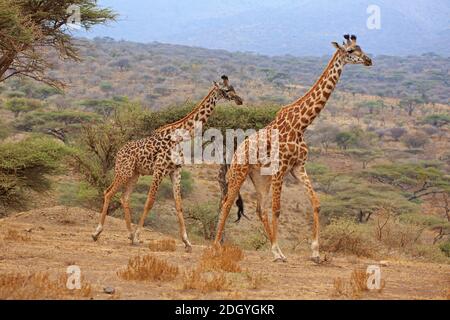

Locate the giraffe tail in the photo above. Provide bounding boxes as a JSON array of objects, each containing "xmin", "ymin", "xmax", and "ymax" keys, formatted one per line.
[{"xmin": 234, "ymin": 192, "xmax": 249, "ymax": 223}]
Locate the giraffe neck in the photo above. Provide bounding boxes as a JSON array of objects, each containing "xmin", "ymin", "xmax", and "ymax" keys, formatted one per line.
[
  {"xmin": 159, "ymin": 87, "xmax": 220, "ymax": 135},
  {"xmin": 283, "ymin": 51, "xmax": 345, "ymax": 131}
]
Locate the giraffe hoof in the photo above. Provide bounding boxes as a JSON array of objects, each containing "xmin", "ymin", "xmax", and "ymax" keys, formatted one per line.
[
  {"xmin": 92, "ymin": 233, "xmax": 99, "ymax": 242},
  {"xmin": 310, "ymin": 256, "xmax": 321, "ymax": 264},
  {"xmin": 273, "ymin": 257, "xmax": 287, "ymax": 263},
  {"xmin": 185, "ymin": 245, "xmax": 192, "ymax": 253}
]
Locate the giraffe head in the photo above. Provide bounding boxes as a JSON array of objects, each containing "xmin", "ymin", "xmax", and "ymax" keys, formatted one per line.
[
  {"xmin": 332, "ymin": 34, "xmax": 372, "ymax": 66},
  {"xmin": 214, "ymin": 75, "xmax": 243, "ymax": 105}
]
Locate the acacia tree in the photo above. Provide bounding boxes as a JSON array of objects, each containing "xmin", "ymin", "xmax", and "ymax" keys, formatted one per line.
[{"xmin": 0, "ymin": 0, "xmax": 115, "ymax": 87}]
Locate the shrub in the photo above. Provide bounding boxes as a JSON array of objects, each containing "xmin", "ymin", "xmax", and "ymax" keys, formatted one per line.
[
  {"xmin": 0, "ymin": 136, "xmax": 68, "ymax": 214},
  {"xmin": 117, "ymin": 255, "xmax": 179, "ymax": 281},
  {"xmin": 4, "ymin": 98, "xmax": 42, "ymax": 118},
  {"xmin": 389, "ymin": 127, "xmax": 407, "ymax": 141},
  {"xmin": 185, "ymin": 201, "xmax": 218, "ymax": 240},
  {"xmin": 440, "ymin": 241, "xmax": 450, "ymax": 257},
  {"xmin": 182, "ymin": 269, "xmax": 230, "ymax": 293},
  {"xmin": 199, "ymin": 244, "xmax": 244, "ymax": 273},
  {"xmin": 321, "ymin": 218, "xmax": 375, "ymax": 257},
  {"xmin": 402, "ymin": 131, "xmax": 429, "ymax": 149},
  {"xmin": 0, "ymin": 272, "xmax": 92, "ymax": 299},
  {"xmin": 422, "ymin": 114, "xmax": 450, "ymax": 128}
]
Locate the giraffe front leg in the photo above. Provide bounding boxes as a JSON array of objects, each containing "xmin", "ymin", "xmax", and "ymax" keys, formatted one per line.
[
  {"xmin": 270, "ymin": 179, "xmax": 287, "ymax": 262},
  {"xmin": 132, "ymin": 169, "xmax": 165, "ymax": 245},
  {"xmin": 92, "ymin": 177, "xmax": 122, "ymax": 241},
  {"xmin": 170, "ymin": 168, "xmax": 192, "ymax": 253},
  {"xmin": 293, "ymin": 166, "xmax": 321, "ymax": 264}
]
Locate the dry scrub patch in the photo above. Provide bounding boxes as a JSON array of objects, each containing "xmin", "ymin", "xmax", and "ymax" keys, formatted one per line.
[
  {"xmin": 199, "ymin": 244, "xmax": 244, "ymax": 272},
  {"xmin": 3, "ymin": 229, "xmax": 30, "ymax": 242},
  {"xmin": 182, "ymin": 269, "xmax": 230, "ymax": 293},
  {"xmin": 148, "ymin": 239, "xmax": 176, "ymax": 252},
  {"xmin": 245, "ymin": 271, "xmax": 264, "ymax": 290},
  {"xmin": 117, "ymin": 255, "xmax": 179, "ymax": 281},
  {"xmin": 0, "ymin": 272, "xmax": 92, "ymax": 299},
  {"xmin": 333, "ymin": 268, "xmax": 385, "ymax": 299}
]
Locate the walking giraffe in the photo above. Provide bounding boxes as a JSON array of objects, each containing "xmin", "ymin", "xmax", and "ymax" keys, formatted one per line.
[
  {"xmin": 214, "ymin": 35, "xmax": 372, "ymax": 262},
  {"xmin": 92, "ymin": 76, "xmax": 243, "ymax": 251}
]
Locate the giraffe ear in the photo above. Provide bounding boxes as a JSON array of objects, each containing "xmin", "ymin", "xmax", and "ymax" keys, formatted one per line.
[{"xmin": 331, "ymin": 42, "xmax": 344, "ymax": 51}]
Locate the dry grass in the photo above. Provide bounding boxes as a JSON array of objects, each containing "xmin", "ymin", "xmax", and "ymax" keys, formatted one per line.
[
  {"xmin": 182, "ymin": 268, "xmax": 230, "ymax": 293},
  {"xmin": 117, "ymin": 254, "xmax": 179, "ymax": 281},
  {"xmin": 246, "ymin": 271, "xmax": 264, "ymax": 290},
  {"xmin": 199, "ymin": 244, "xmax": 244, "ymax": 273},
  {"xmin": 446, "ymin": 289, "xmax": 450, "ymax": 300},
  {"xmin": 3, "ymin": 229, "xmax": 30, "ymax": 242},
  {"xmin": 0, "ymin": 272, "xmax": 92, "ymax": 300},
  {"xmin": 333, "ymin": 268, "xmax": 385, "ymax": 299},
  {"xmin": 148, "ymin": 239, "xmax": 176, "ymax": 252}
]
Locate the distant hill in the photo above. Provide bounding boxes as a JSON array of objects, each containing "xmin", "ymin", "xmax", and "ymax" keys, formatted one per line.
[
  {"xmin": 88, "ymin": 0, "xmax": 450, "ymax": 56},
  {"xmin": 22, "ymin": 38, "xmax": 449, "ymax": 107}
]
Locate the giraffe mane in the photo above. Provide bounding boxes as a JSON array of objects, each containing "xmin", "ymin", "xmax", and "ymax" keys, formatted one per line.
[
  {"xmin": 278, "ymin": 50, "xmax": 341, "ymax": 115},
  {"xmin": 158, "ymin": 85, "xmax": 218, "ymax": 131}
]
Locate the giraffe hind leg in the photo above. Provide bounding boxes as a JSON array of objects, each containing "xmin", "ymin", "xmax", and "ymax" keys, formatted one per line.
[
  {"xmin": 92, "ymin": 176, "xmax": 124, "ymax": 241},
  {"xmin": 214, "ymin": 164, "xmax": 249, "ymax": 245},
  {"xmin": 120, "ymin": 174, "xmax": 139, "ymax": 243}
]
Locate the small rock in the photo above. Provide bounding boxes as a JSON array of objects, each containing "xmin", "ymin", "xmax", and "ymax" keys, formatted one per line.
[
  {"xmin": 25, "ymin": 228, "xmax": 33, "ymax": 233},
  {"xmin": 103, "ymin": 287, "xmax": 115, "ymax": 295}
]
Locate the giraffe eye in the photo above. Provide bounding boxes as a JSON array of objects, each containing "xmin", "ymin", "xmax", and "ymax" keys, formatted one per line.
[{"xmin": 347, "ymin": 49, "xmax": 355, "ymax": 54}]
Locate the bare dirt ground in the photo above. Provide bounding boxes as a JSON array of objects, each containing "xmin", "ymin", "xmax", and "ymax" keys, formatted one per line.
[{"xmin": 0, "ymin": 206, "xmax": 449, "ymax": 300}]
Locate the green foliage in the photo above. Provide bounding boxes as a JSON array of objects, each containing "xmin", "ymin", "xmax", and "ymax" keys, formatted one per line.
[
  {"xmin": 57, "ymin": 181, "xmax": 99, "ymax": 209},
  {"xmin": 142, "ymin": 103, "xmax": 280, "ymax": 136},
  {"xmin": 185, "ymin": 201, "xmax": 218, "ymax": 240},
  {"xmin": 321, "ymin": 218, "xmax": 375, "ymax": 257},
  {"xmin": 440, "ymin": 241, "xmax": 450, "ymax": 257},
  {"xmin": 78, "ymin": 98, "xmax": 128, "ymax": 117},
  {"xmin": 0, "ymin": 136, "xmax": 68, "ymax": 214},
  {"xmin": 400, "ymin": 213, "xmax": 450, "ymax": 229},
  {"xmin": 401, "ymin": 131, "xmax": 429, "ymax": 149},
  {"xmin": 319, "ymin": 175, "xmax": 418, "ymax": 221},
  {"xmin": 0, "ymin": 119, "xmax": 10, "ymax": 140},
  {"xmin": 335, "ymin": 131, "xmax": 357, "ymax": 150},
  {"xmin": 70, "ymin": 102, "xmax": 146, "ymax": 199},
  {"xmin": 346, "ymin": 148, "xmax": 383, "ymax": 169},
  {"xmin": 421, "ymin": 114, "xmax": 450, "ymax": 128},
  {"xmin": 358, "ymin": 100, "xmax": 384, "ymax": 114},
  {"xmin": 207, "ymin": 105, "xmax": 279, "ymax": 132},
  {"xmin": 4, "ymin": 98, "xmax": 42, "ymax": 117},
  {"xmin": 0, "ymin": 0, "xmax": 116, "ymax": 87},
  {"xmin": 14, "ymin": 110, "xmax": 100, "ymax": 133},
  {"xmin": 364, "ymin": 162, "xmax": 450, "ymax": 198}
]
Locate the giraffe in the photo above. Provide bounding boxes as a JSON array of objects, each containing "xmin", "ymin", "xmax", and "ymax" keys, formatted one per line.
[
  {"xmin": 92, "ymin": 75, "xmax": 243, "ymax": 251},
  {"xmin": 214, "ymin": 35, "xmax": 372, "ymax": 262}
]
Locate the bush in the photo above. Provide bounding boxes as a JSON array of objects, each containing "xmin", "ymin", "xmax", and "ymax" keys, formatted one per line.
[
  {"xmin": 402, "ymin": 131, "xmax": 429, "ymax": 149},
  {"xmin": 389, "ymin": 127, "xmax": 407, "ymax": 141},
  {"xmin": 321, "ymin": 218, "xmax": 375, "ymax": 257},
  {"xmin": 185, "ymin": 202, "xmax": 218, "ymax": 240},
  {"xmin": 4, "ymin": 98, "xmax": 42, "ymax": 118},
  {"xmin": 14, "ymin": 110, "xmax": 100, "ymax": 133},
  {"xmin": 440, "ymin": 241, "xmax": 450, "ymax": 257},
  {"xmin": 422, "ymin": 114, "xmax": 450, "ymax": 128},
  {"xmin": 0, "ymin": 136, "xmax": 68, "ymax": 214}
]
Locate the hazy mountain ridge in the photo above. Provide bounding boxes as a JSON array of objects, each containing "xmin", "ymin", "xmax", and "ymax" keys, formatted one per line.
[{"xmin": 89, "ymin": 0, "xmax": 450, "ymax": 56}]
